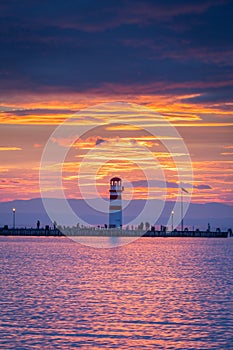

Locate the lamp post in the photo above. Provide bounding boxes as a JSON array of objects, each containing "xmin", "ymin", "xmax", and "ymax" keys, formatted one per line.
[
  {"xmin": 171, "ymin": 210, "xmax": 174, "ymax": 231},
  {"xmin": 181, "ymin": 187, "xmax": 188, "ymax": 232},
  {"xmin": 12, "ymin": 208, "xmax": 16, "ymax": 229},
  {"xmin": 181, "ymin": 189, "xmax": 183, "ymax": 232}
]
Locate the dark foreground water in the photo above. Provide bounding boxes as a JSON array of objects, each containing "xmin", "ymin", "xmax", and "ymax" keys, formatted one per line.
[{"xmin": 0, "ymin": 237, "xmax": 233, "ymax": 349}]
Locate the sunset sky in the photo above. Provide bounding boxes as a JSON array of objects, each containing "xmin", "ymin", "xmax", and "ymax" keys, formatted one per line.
[{"xmin": 0, "ymin": 0, "xmax": 233, "ymax": 204}]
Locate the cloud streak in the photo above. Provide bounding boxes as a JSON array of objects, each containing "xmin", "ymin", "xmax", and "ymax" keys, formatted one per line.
[
  {"xmin": 0, "ymin": 147, "xmax": 22, "ymax": 151},
  {"xmin": 131, "ymin": 179, "xmax": 212, "ymax": 190}
]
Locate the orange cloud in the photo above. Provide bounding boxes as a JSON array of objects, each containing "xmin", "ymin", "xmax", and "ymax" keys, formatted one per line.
[
  {"xmin": 0, "ymin": 147, "xmax": 22, "ymax": 151},
  {"xmin": 0, "ymin": 93, "xmax": 232, "ymax": 203}
]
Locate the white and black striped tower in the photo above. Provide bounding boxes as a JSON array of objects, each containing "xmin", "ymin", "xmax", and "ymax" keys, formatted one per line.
[{"xmin": 109, "ymin": 177, "xmax": 123, "ymax": 228}]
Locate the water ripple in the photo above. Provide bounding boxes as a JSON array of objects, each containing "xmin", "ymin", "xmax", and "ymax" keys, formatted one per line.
[{"xmin": 0, "ymin": 237, "xmax": 233, "ymax": 349}]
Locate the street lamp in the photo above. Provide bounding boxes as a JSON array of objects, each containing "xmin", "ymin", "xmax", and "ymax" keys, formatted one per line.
[
  {"xmin": 12, "ymin": 208, "xmax": 16, "ymax": 229},
  {"xmin": 171, "ymin": 210, "xmax": 174, "ymax": 231}
]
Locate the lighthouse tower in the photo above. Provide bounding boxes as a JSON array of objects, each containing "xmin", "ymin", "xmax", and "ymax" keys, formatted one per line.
[{"xmin": 109, "ymin": 177, "xmax": 123, "ymax": 228}]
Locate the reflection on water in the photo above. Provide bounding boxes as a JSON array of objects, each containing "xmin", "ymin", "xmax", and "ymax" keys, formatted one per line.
[
  {"xmin": 71, "ymin": 235, "xmax": 137, "ymax": 248},
  {"xmin": 0, "ymin": 237, "xmax": 233, "ymax": 349}
]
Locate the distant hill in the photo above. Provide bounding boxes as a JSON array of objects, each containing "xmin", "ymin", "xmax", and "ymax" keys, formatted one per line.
[{"xmin": 0, "ymin": 198, "xmax": 232, "ymax": 231}]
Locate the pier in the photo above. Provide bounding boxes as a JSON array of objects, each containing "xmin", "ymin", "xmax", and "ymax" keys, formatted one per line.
[{"xmin": 0, "ymin": 227, "xmax": 231, "ymax": 238}]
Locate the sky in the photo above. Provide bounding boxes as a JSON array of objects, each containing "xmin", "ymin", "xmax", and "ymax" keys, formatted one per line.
[{"xmin": 0, "ymin": 0, "xmax": 233, "ymax": 204}]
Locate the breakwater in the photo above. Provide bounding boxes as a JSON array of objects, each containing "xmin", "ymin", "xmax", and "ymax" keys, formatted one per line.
[{"xmin": 0, "ymin": 227, "xmax": 231, "ymax": 238}]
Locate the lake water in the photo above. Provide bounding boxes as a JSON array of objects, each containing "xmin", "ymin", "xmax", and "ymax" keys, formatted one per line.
[{"xmin": 1, "ymin": 236, "xmax": 233, "ymax": 349}]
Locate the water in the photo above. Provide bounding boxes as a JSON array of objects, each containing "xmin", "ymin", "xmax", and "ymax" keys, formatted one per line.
[{"xmin": 1, "ymin": 236, "xmax": 233, "ymax": 349}]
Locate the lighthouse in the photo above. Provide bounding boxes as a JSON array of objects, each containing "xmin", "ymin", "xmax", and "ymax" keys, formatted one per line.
[{"xmin": 109, "ymin": 177, "xmax": 123, "ymax": 228}]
